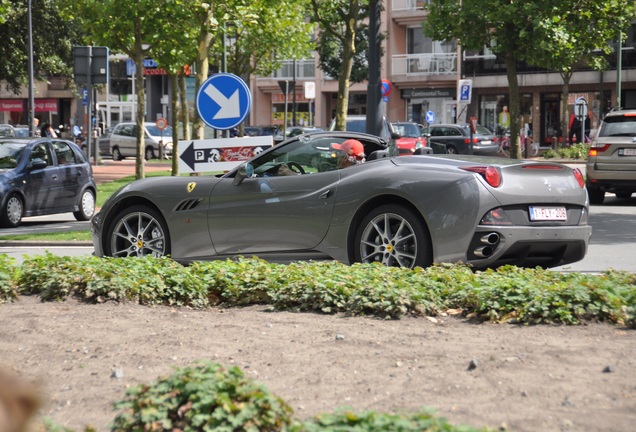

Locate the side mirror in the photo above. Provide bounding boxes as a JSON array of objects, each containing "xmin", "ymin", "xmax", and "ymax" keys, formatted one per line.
[
  {"xmin": 29, "ymin": 158, "xmax": 47, "ymax": 170},
  {"xmin": 233, "ymin": 162, "xmax": 254, "ymax": 186},
  {"xmin": 391, "ymin": 132, "xmax": 401, "ymax": 139}
]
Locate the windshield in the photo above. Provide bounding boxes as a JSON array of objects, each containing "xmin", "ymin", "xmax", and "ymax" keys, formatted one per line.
[
  {"xmin": 599, "ymin": 116, "xmax": 636, "ymax": 137},
  {"xmin": 393, "ymin": 123, "xmax": 421, "ymax": 137},
  {"xmin": 0, "ymin": 141, "xmax": 27, "ymax": 169},
  {"xmin": 146, "ymin": 125, "xmax": 173, "ymax": 137}
]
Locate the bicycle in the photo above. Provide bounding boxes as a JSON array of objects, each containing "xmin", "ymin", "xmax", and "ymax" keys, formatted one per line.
[{"xmin": 498, "ymin": 130, "xmax": 539, "ymax": 157}]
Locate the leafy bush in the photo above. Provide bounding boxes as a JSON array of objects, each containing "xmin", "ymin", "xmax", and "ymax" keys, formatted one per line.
[
  {"xmin": 17, "ymin": 253, "xmax": 209, "ymax": 307},
  {"xmin": 294, "ymin": 408, "xmax": 491, "ymax": 431},
  {"xmin": 542, "ymin": 143, "xmax": 589, "ymax": 160},
  {"xmin": 0, "ymin": 254, "xmax": 17, "ymax": 302},
  {"xmin": 111, "ymin": 361, "xmax": 294, "ymax": 432}
]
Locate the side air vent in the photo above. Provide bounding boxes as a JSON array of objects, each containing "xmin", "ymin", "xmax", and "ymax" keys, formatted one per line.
[{"xmin": 175, "ymin": 198, "xmax": 203, "ymax": 212}]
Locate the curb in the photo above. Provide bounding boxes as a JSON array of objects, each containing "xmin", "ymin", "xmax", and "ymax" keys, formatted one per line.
[{"xmin": 0, "ymin": 241, "xmax": 93, "ymax": 247}]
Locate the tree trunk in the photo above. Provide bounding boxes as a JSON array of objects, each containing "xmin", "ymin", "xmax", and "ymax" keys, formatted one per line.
[
  {"xmin": 504, "ymin": 50, "xmax": 521, "ymax": 159},
  {"xmin": 560, "ymin": 71, "xmax": 573, "ymax": 149},
  {"xmin": 170, "ymin": 72, "xmax": 179, "ymax": 176},
  {"xmin": 179, "ymin": 71, "xmax": 190, "ymax": 141},
  {"xmin": 134, "ymin": 21, "xmax": 146, "ymax": 179},
  {"xmin": 193, "ymin": 22, "xmax": 213, "ymax": 140},
  {"xmin": 334, "ymin": 17, "xmax": 357, "ymax": 131}
]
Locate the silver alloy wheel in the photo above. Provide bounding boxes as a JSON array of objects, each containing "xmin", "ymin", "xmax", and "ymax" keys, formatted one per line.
[
  {"xmin": 359, "ymin": 212, "xmax": 418, "ymax": 268},
  {"xmin": 6, "ymin": 196, "xmax": 22, "ymax": 225},
  {"xmin": 110, "ymin": 211, "xmax": 167, "ymax": 257}
]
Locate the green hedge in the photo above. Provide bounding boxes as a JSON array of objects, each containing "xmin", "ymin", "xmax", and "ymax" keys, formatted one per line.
[{"xmin": 2, "ymin": 253, "xmax": 635, "ymax": 327}]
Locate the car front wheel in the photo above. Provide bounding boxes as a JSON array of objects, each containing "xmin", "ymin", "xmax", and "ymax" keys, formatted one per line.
[
  {"xmin": 354, "ymin": 204, "xmax": 432, "ymax": 269},
  {"xmin": 106, "ymin": 205, "xmax": 171, "ymax": 258},
  {"xmin": 0, "ymin": 194, "xmax": 23, "ymax": 228},
  {"xmin": 73, "ymin": 189, "xmax": 96, "ymax": 221}
]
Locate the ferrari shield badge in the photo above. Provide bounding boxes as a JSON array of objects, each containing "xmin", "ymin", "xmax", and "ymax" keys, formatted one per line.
[{"xmin": 187, "ymin": 182, "xmax": 197, "ymax": 193}]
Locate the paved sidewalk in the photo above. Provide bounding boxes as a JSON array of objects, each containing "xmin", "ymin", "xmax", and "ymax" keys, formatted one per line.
[{"xmin": 91, "ymin": 159, "xmax": 172, "ymax": 184}]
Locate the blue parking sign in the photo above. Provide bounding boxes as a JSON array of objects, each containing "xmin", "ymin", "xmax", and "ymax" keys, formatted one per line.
[{"xmin": 458, "ymin": 79, "xmax": 472, "ymax": 103}]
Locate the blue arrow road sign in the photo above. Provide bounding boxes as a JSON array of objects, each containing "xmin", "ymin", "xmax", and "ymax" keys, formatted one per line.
[
  {"xmin": 426, "ymin": 111, "xmax": 436, "ymax": 124},
  {"xmin": 196, "ymin": 73, "xmax": 252, "ymax": 130}
]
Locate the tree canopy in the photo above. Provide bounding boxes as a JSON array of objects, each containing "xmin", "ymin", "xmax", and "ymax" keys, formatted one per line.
[
  {"xmin": 311, "ymin": 0, "xmax": 370, "ymax": 131},
  {"xmin": 0, "ymin": 0, "xmax": 83, "ymax": 93},
  {"xmin": 425, "ymin": 0, "xmax": 636, "ymax": 157}
]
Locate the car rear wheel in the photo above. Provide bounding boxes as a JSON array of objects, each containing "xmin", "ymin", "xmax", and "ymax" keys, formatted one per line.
[
  {"xmin": 112, "ymin": 147, "xmax": 123, "ymax": 161},
  {"xmin": 0, "ymin": 194, "xmax": 23, "ymax": 228},
  {"xmin": 73, "ymin": 189, "xmax": 96, "ymax": 221},
  {"xmin": 106, "ymin": 205, "xmax": 171, "ymax": 258},
  {"xmin": 446, "ymin": 146, "xmax": 458, "ymax": 154},
  {"xmin": 354, "ymin": 204, "xmax": 432, "ymax": 269},
  {"xmin": 587, "ymin": 186, "xmax": 605, "ymax": 205},
  {"xmin": 145, "ymin": 147, "xmax": 155, "ymax": 160}
]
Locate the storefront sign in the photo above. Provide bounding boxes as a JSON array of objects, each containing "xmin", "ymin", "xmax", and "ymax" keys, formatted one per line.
[
  {"xmin": 0, "ymin": 99, "xmax": 57, "ymax": 112},
  {"xmin": 34, "ymin": 99, "xmax": 58, "ymax": 112},
  {"xmin": 0, "ymin": 99, "xmax": 24, "ymax": 112},
  {"xmin": 401, "ymin": 88, "xmax": 455, "ymax": 99},
  {"xmin": 271, "ymin": 93, "xmax": 310, "ymax": 103}
]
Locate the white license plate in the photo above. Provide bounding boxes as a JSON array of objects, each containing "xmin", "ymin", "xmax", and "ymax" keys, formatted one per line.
[
  {"xmin": 529, "ymin": 206, "xmax": 567, "ymax": 221},
  {"xmin": 622, "ymin": 148, "xmax": 636, "ymax": 156},
  {"xmin": 481, "ymin": 140, "xmax": 492, "ymax": 145}
]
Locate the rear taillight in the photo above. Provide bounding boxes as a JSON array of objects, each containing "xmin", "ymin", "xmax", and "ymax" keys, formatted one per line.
[
  {"xmin": 573, "ymin": 168, "xmax": 585, "ymax": 188},
  {"xmin": 589, "ymin": 144, "xmax": 610, "ymax": 156},
  {"xmin": 461, "ymin": 166, "xmax": 502, "ymax": 187}
]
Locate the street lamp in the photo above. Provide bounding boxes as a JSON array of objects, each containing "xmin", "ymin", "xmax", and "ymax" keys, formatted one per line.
[{"xmin": 27, "ymin": 0, "xmax": 35, "ymax": 136}]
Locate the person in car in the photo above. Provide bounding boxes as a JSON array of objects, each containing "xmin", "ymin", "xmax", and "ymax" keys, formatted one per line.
[{"xmin": 331, "ymin": 139, "xmax": 366, "ymax": 168}]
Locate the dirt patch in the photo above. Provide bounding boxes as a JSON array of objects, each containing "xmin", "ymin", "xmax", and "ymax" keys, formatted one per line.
[{"xmin": 0, "ymin": 296, "xmax": 634, "ymax": 432}]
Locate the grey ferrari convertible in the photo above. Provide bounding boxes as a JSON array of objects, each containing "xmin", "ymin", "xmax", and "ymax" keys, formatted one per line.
[{"xmin": 91, "ymin": 131, "xmax": 591, "ymax": 269}]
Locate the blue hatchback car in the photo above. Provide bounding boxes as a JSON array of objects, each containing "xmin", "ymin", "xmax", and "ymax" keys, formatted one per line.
[{"xmin": 0, "ymin": 137, "xmax": 97, "ymax": 227}]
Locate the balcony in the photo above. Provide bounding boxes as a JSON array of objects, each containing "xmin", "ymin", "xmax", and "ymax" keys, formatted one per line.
[
  {"xmin": 392, "ymin": 0, "xmax": 430, "ymax": 11},
  {"xmin": 392, "ymin": 53, "xmax": 457, "ymax": 77},
  {"xmin": 391, "ymin": 0, "xmax": 428, "ymax": 24},
  {"xmin": 257, "ymin": 59, "xmax": 316, "ymax": 80}
]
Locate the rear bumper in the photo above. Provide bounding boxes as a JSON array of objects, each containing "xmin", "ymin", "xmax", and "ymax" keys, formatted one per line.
[{"xmin": 467, "ymin": 225, "xmax": 592, "ymax": 269}]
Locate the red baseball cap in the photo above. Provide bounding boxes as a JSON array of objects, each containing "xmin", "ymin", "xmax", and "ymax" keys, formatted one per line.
[{"xmin": 331, "ymin": 139, "xmax": 365, "ymax": 159}]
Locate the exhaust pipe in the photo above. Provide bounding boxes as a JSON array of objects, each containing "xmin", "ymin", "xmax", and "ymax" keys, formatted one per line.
[
  {"xmin": 480, "ymin": 233, "xmax": 500, "ymax": 245},
  {"xmin": 474, "ymin": 246, "xmax": 494, "ymax": 258}
]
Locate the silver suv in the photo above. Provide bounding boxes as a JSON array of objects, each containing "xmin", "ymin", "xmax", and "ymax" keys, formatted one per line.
[{"xmin": 586, "ymin": 109, "xmax": 636, "ymax": 204}]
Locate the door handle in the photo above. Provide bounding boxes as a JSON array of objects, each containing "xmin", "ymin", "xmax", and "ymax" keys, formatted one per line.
[
  {"xmin": 319, "ymin": 190, "xmax": 330, "ymax": 199},
  {"xmin": 52, "ymin": 174, "xmax": 58, "ymax": 180}
]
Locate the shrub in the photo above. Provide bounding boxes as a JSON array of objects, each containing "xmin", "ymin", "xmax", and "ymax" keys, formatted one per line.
[
  {"xmin": 294, "ymin": 408, "xmax": 491, "ymax": 431},
  {"xmin": 542, "ymin": 143, "xmax": 589, "ymax": 160},
  {"xmin": 111, "ymin": 361, "xmax": 294, "ymax": 432},
  {"xmin": 0, "ymin": 254, "xmax": 17, "ymax": 302}
]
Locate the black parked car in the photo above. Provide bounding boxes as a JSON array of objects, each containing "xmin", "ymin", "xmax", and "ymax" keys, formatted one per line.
[
  {"xmin": 0, "ymin": 137, "xmax": 97, "ymax": 227},
  {"xmin": 424, "ymin": 124, "xmax": 499, "ymax": 155}
]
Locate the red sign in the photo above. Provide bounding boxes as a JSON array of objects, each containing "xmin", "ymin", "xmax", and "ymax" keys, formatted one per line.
[
  {"xmin": 156, "ymin": 117, "xmax": 168, "ymax": 130},
  {"xmin": 271, "ymin": 93, "xmax": 310, "ymax": 103},
  {"xmin": 34, "ymin": 99, "xmax": 58, "ymax": 112},
  {"xmin": 0, "ymin": 99, "xmax": 24, "ymax": 112},
  {"xmin": 0, "ymin": 98, "xmax": 57, "ymax": 112}
]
